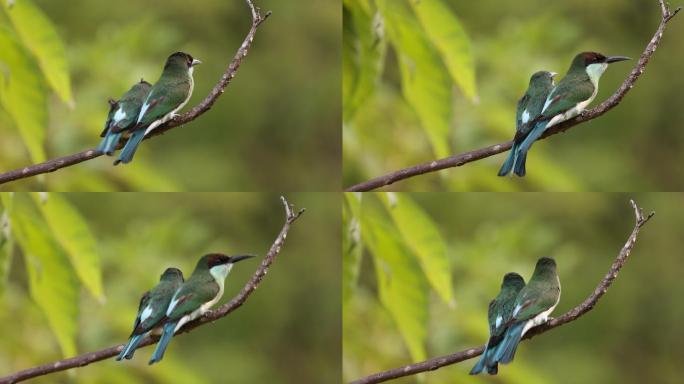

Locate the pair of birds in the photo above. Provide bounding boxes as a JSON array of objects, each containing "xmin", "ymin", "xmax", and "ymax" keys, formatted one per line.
[
  {"xmin": 97, "ymin": 51, "xmax": 201, "ymax": 165},
  {"xmin": 117, "ymin": 253, "xmax": 254, "ymax": 365},
  {"xmin": 498, "ymin": 51, "xmax": 631, "ymax": 177},
  {"xmin": 470, "ymin": 257, "xmax": 561, "ymax": 375}
]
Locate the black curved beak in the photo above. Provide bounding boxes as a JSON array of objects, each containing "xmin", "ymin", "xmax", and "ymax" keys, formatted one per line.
[
  {"xmin": 605, "ymin": 56, "xmax": 631, "ymax": 64},
  {"xmin": 229, "ymin": 255, "xmax": 256, "ymax": 263}
]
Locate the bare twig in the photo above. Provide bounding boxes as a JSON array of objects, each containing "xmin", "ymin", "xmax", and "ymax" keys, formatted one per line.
[
  {"xmin": 350, "ymin": 200, "xmax": 654, "ymax": 384},
  {"xmin": 0, "ymin": 196, "xmax": 305, "ymax": 384},
  {"xmin": 0, "ymin": 0, "xmax": 271, "ymax": 186},
  {"xmin": 345, "ymin": 1, "xmax": 681, "ymax": 192}
]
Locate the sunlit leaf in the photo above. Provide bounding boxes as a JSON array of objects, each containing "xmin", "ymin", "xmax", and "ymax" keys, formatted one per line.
[
  {"xmin": 380, "ymin": 193, "xmax": 454, "ymax": 304},
  {"xmin": 343, "ymin": 0, "xmax": 386, "ymax": 123},
  {"xmin": 410, "ymin": 0, "xmax": 477, "ymax": 101},
  {"xmin": 376, "ymin": 0, "xmax": 452, "ymax": 158},
  {"xmin": 343, "ymin": 193, "xmax": 363, "ymax": 306},
  {"xmin": 0, "ymin": 207, "xmax": 12, "ymax": 296},
  {"xmin": 32, "ymin": 193, "xmax": 104, "ymax": 300},
  {"xmin": 7, "ymin": 194, "xmax": 79, "ymax": 356},
  {"xmin": 2, "ymin": 0, "xmax": 73, "ymax": 104},
  {"xmin": 0, "ymin": 26, "xmax": 47, "ymax": 163},
  {"xmin": 362, "ymin": 199, "xmax": 427, "ymax": 361}
]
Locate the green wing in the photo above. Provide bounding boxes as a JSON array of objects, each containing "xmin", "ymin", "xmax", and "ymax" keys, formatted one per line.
[
  {"xmin": 513, "ymin": 285, "xmax": 559, "ymax": 321},
  {"xmin": 541, "ymin": 76, "xmax": 594, "ymax": 118},
  {"xmin": 167, "ymin": 279, "xmax": 219, "ymax": 320},
  {"xmin": 137, "ymin": 80, "xmax": 190, "ymax": 126}
]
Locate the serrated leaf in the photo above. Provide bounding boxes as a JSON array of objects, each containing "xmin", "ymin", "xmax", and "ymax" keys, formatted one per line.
[
  {"xmin": 0, "ymin": 26, "xmax": 47, "ymax": 163},
  {"xmin": 376, "ymin": 0, "xmax": 452, "ymax": 158},
  {"xmin": 2, "ymin": 0, "xmax": 73, "ymax": 104},
  {"xmin": 362, "ymin": 199, "xmax": 427, "ymax": 361},
  {"xmin": 410, "ymin": 0, "xmax": 477, "ymax": 101},
  {"xmin": 8, "ymin": 194, "xmax": 79, "ymax": 356},
  {"xmin": 343, "ymin": 0, "xmax": 386, "ymax": 122},
  {"xmin": 343, "ymin": 193, "xmax": 363, "ymax": 306},
  {"xmin": 380, "ymin": 193, "xmax": 454, "ymax": 304},
  {"xmin": 32, "ymin": 193, "xmax": 104, "ymax": 300}
]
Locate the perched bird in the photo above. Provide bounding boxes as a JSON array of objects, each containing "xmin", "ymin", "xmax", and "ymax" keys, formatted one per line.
[
  {"xmin": 148, "ymin": 253, "xmax": 255, "ymax": 365},
  {"xmin": 512, "ymin": 52, "xmax": 630, "ymax": 176},
  {"xmin": 115, "ymin": 52, "xmax": 201, "ymax": 165},
  {"xmin": 97, "ymin": 80, "xmax": 152, "ymax": 156},
  {"xmin": 116, "ymin": 267, "xmax": 184, "ymax": 361},
  {"xmin": 470, "ymin": 272, "xmax": 526, "ymax": 375},
  {"xmin": 497, "ymin": 71, "xmax": 556, "ymax": 177},
  {"xmin": 491, "ymin": 257, "xmax": 561, "ymax": 365}
]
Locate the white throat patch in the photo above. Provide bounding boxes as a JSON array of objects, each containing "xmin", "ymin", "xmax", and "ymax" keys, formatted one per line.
[{"xmin": 585, "ymin": 63, "xmax": 608, "ymax": 87}]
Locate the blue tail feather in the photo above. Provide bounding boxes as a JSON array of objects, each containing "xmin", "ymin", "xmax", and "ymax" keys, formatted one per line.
[
  {"xmin": 469, "ymin": 345, "xmax": 488, "ymax": 375},
  {"xmin": 115, "ymin": 130, "xmax": 145, "ymax": 165},
  {"xmin": 149, "ymin": 320, "xmax": 178, "ymax": 365},
  {"xmin": 497, "ymin": 142, "xmax": 519, "ymax": 177},
  {"xmin": 510, "ymin": 120, "xmax": 549, "ymax": 177},
  {"xmin": 97, "ymin": 131, "xmax": 123, "ymax": 156},
  {"xmin": 492, "ymin": 322, "xmax": 525, "ymax": 364},
  {"xmin": 117, "ymin": 334, "xmax": 144, "ymax": 361}
]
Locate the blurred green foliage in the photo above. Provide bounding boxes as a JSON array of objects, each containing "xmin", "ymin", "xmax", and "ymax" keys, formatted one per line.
[
  {"xmin": 343, "ymin": 0, "xmax": 684, "ymax": 191},
  {"xmin": 0, "ymin": 0, "xmax": 340, "ymax": 191},
  {"xmin": 0, "ymin": 192, "xmax": 340, "ymax": 383},
  {"xmin": 343, "ymin": 192, "xmax": 453, "ymax": 362},
  {"xmin": 343, "ymin": 193, "xmax": 684, "ymax": 384}
]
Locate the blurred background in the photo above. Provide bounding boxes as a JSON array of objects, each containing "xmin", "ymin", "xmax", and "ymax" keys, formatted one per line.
[
  {"xmin": 343, "ymin": 192, "xmax": 684, "ymax": 383},
  {"xmin": 0, "ymin": 0, "xmax": 340, "ymax": 191},
  {"xmin": 343, "ymin": 0, "xmax": 684, "ymax": 191},
  {"xmin": 0, "ymin": 192, "xmax": 340, "ymax": 383}
]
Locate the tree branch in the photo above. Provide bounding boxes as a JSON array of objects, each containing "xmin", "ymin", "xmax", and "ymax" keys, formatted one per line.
[
  {"xmin": 0, "ymin": 196, "xmax": 305, "ymax": 384},
  {"xmin": 0, "ymin": 0, "xmax": 271, "ymax": 186},
  {"xmin": 345, "ymin": 1, "xmax": 681, "ymax": 192},
  {"xmin": 350, "ymin": 199, "xmax": 654, "ymax": 384}
]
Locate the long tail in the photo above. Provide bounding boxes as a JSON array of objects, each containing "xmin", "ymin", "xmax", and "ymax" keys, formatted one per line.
[
  {"xmin": 497, "ymin": 142, "xmax": 519, "ymax": 177},
  {"xmin": 116, "ymin": 334, "xmax": 144, "ymax": 361},
  {"xmin": 149, "ymin": 320, "xmax": 178, "ymax": 365},
  {"xmin": 114, "ymin": 129, "xmax": 145, "ymax": 165},
  {"xmin": 492, "ymin": 321, "xmax": 526, "ymax": 365},
  {"xmin": 511, "ymin": 120, "xmax": 549, "ymax": 177},
  {"xmin": 469, "ymin": 344, "xmax": 489, "ymax": 375},
  {"xmin": 97, "ymin": 131, "xmax": 123, "ymax": 156}
]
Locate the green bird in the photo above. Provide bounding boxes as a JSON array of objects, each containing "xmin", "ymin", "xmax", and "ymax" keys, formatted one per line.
[
  {"xmin": 148, "ymin": 253, "xmax": 255, "ymax": 365},
  {"xmin": 97, "ymin": 79, "xmax": 152, "ymax": 156},
  {"xmin": 497, "ymin": 71, "xmax": 556, "ymax": 176},
  {"xmin": 116, "ymin": 267, "xmax": 184, "ymax": 361},
  {"xmin": 470, "ymin": 272, "xmax": 526, "ymax": 375},
  {"xmin": 115, "ymin": 51, "xmax": 201, "ymax": 165},
  {"xmin": 491, "ymin": 257, "xmax": 561, "ymax": 365},
  {"xmin": 512, "ymin": 52, "xmax": 630, "ymax": 176}
]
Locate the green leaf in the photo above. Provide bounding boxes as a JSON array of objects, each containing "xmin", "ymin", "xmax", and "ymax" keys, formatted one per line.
[
  {"xmin": 343, "ymin": 0, "xmax": 386, "ymax": 123},
  {"xmin": 343, "ymin": 193, "xmax": 363, "ymax": 306},
  {"xmin": 0, "ymin": 26, "xmax": 47, "ymax": 163},
  {"xmin": 0, "ymin": 207, "xmax": 12, "ymax": 296},
  {"xmin": 31, "ymin": 193, "xmax": 104, "ymax": 300},
  {"xmin": 376, "ymin": 0, "xmax": 452, "ymax": 158},
  {"xmin": 2, "ymin": 0, "xmax": 73, "ymax": 104},
  {"xmin": 380, "ymin": 193, "xmax": 454, "ymax": 304},
  {"xmin": 361, "ymin": 199, "xmax": 427, "ymax": 361},
  {"xmin": 8, "ymin": 194, "xmax": 79, "ymax": 357},
  {"xmin": 409, "ymin": 0, "xmax": 477, "ymax": 101}
]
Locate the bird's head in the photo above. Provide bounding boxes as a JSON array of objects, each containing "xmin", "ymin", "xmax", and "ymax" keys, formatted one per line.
[
  {"xmin": 529, "ymin": 70, "xmax": 557, "ymax": 87},
  {"xmin": 501, "ymin": 272, "xmax": 526, "ymax": 290},
  {"xmin": 164, "ymin": 52, "xmax": 202, "ymax": 73},
  {"xmin": 160, "ymin": 267, "xmax": 184, "ymax": 282},
  {"xmin": 535, "ymin": 256, "xmax": 557, "ymax": 273},
  {"xmin": 198, "ymin": 253, "xmax": 256, "ymax": 269}
]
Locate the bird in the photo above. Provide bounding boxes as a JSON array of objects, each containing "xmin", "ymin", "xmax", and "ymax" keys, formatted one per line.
[
  {"xmin": 491, "ymin": 257, "xmax": 561, "ymax": 365},
  {"xmin": 470, "ymin": 272, "xmax": 526, "ymax": 375},
  {"xmin": 114, "ymin": 51, "xmax": 201, "ymax": 165},
  {"xmin": 116, "ymin": 267, "xmax": 184, "ymax": 361},
  {"xmin": 512, "ymin": 52, "xmax": 630, "ymax": 176},
  {"xmin": 148, "ymin": 253, "xmax": 255, "ymax": 365},
  {"xmin": 97, "ymin": 79, "xmax": 152, "ymax": 156},
  {"xmin": 497, "ymin": 71, "xmax": 556, "ymax": 177}
]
